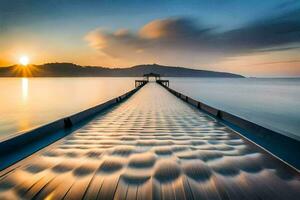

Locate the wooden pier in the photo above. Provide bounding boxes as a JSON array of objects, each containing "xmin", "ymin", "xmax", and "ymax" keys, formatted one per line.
[{"xmin": 0, "ymin": 78, "xmax": 300, "ymax": 200}]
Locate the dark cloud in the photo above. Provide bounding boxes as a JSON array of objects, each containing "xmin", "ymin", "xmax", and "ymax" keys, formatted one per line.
[
  {"xmin": 218, "ymin": 8, "xmax": 300, "ymax": 53},
  {"xmin": 85, "ymin": 8, "xmax": 300, "ymax": 66}
]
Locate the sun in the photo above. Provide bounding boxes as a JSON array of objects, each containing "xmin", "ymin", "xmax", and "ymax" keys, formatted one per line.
[{"xmin": 19, "ymin": 55, "xmax": 29, "ymax": 66}]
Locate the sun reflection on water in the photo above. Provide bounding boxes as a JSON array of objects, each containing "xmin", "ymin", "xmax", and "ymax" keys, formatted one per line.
[{"xmin": 21, "ymin": 78, "xmax": 28, "ymax": 101}]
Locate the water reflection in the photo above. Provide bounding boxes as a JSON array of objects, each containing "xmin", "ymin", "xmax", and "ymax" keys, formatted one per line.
[
  {"xmin": 21, "ymin": 78, "xmax": 28, "ymax": 101},
  {"xmin": 0, "ymin": 78, "xmax": 135, "ymax": 140}
]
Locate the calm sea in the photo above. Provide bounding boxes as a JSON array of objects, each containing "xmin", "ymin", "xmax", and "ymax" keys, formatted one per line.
[
  {"xmin": 0, "ymin": 77, "xmax": 135, "ymax": 140},
  {"xmin": 0, "ymin": 77, "xmax": 299, "ymax": 141},
  {"xmin": 169, "ymin": 77, "xmax": 300, "ymax": 141}
]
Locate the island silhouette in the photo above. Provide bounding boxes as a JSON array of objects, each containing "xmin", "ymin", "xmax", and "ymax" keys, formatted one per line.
[{"xmin": 0, "ymin": 63, "xmax": 244, "ymax": 77}]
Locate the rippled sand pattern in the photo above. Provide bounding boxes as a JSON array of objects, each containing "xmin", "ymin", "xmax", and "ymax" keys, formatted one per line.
[{"xmin": 1, "ymin": 83, "xmax": 300, "ymax": 200}]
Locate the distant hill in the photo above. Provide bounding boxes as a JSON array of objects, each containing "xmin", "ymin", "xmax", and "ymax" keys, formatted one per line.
[{"xmin": 0, "ymin": 63, "xmax": 244, "ymax": 78}]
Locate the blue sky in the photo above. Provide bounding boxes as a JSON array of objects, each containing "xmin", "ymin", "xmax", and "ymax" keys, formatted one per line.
[
  {"xmin": 1, "ymin": 0, "xmax": 295, "ymax": 31},
  {"xmin": 0, "ymin": 0, "xmax": 300, "ymax": 76}
]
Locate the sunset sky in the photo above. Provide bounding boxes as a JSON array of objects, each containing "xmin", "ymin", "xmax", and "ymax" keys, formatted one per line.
[{"xmin": 0, "ymin": 0, "xmax": 300, "ymax": 76}]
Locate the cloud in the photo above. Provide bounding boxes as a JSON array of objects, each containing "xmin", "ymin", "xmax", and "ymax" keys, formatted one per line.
[
  {"xmin": 217, "ymin": 8, "xmax": 300, "ymax": 53},
  {"xmin": 139, "ymin": 18, "xmax": 212, "ymax": 39},
  {"xmin": 85, "ymin": 8, "xmax": 300, "ymax": 67}
]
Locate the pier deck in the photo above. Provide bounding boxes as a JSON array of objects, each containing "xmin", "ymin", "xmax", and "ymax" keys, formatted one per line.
[{"xmin": 0, "ymin": 83, "xmax": 299, "ymax": 200}]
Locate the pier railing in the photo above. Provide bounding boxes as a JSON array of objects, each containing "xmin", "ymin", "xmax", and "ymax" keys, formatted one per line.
[
  {"xmin": 156, "ymin": 79, "xmax": 169, "ymax": 87},
  {"xmin": 135, "ymin": 80, "xmax": 148, "ymax": 88},
  {"xmin": 157, "ymin": 80, "xmax": 300, "ymax": 170}
]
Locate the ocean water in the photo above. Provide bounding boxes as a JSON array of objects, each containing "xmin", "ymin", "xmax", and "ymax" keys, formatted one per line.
[
  {"xmin": 0, "ymin": 77, "xmax": 299, "ymax": 141},
  {"xmin": 169, "ymin": 77, "xmax": 300, "ymax": 141},
  {"xmin": 0, "ymin": 77, "xmax": 135, "ymax": 140}
]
